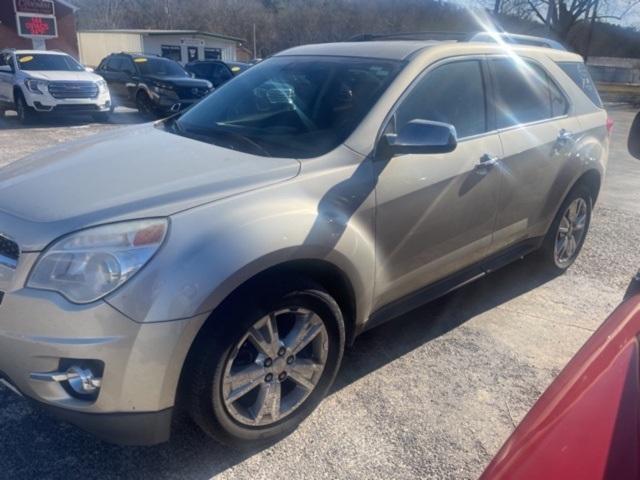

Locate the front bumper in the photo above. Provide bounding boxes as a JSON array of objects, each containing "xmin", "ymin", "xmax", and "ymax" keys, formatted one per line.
[
  {"xmin": 150, "ymin": 91, "xmax": 205, "ymax": 112},
  {"xmin": 24, "ymin": 88, "xmax": 112, "ymax": 113},
  {"xmin": 0, "ymin": 279, "xmax": 208, "ymax": 444}
]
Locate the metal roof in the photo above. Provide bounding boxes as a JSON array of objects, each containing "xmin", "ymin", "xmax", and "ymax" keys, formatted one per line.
[
  {"xmin": 78, "ymin": 29, "xmax": 244, "ymax": 44},
  {"xmin": 56, "ymin": 0, "xmax": 78, "ymax": 11}
]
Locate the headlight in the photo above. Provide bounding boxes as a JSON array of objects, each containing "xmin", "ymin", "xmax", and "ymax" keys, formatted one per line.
[
  {"xmin": 25, "ymin": 78, "xmax": 48, "ymax": 94},
  {"xmin": 96, "ymin": 79, "xmax": 108, "ymax": 93},
  {"xmin": 28, "ymin": 219, "xmax": 168, "ymax": 304}
]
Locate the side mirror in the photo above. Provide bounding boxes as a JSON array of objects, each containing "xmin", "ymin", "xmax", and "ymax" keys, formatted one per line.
[
  {"xmin": 0, "ymin": 65, "xmax": 12, "ymax": 73},
  {"xmin": 628, "ymin": 112, "xmax": 640, "ymax": 160},
  {"xmin": 379, "ymin": 119, "xmax": 457, "ymax": 158},
  {"xmin": 85, "ymin": 66, "xmax": 94, "ymax": 73}
]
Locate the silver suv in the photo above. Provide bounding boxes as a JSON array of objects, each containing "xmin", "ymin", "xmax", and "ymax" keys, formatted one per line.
[{"xmin": 0, "ymin": 37, "xmax": 608, "ymax": 446}]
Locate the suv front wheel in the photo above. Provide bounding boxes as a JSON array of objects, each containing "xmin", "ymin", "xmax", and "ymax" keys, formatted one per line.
[
  {"xmin": 15, "ymin": 90, "xmax": 35, "ymax": 124},
  {"xmin": 184, "ymin": 281, "xmax": 345, "ymax": 446}
]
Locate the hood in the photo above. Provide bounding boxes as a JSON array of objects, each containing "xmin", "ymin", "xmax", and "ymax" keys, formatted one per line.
[
  {"xmin": 143, "ymin": 75, "xmax": 211, "ymax": 88},
  {"xmin": 0, "ymin": 124, "xmax": 300, "ymax": 251},
  {"xmin": 26, "ymin": 71, "xmax": 103, "ymax": 82}
]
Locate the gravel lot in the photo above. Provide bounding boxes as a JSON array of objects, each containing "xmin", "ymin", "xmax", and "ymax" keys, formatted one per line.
[{"xmin": 0, "ymin": 107, "xmax": 639, "ymax": 480}]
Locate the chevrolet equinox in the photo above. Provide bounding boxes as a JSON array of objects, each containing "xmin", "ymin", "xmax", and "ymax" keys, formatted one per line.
[{"xmin": 0, "ymin": 37, "xmax": 609, "ymax": 446}]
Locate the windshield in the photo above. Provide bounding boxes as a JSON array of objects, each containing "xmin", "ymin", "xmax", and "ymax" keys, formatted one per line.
[
  {"xmin": 16, "ymin": 53, "xmax": 84, "ymax": 72},
  {"xmin": 135, "ymin": 57, "xmax": 189, "ymax": 77},
  {"xmin": 172, "ymin": 56, "xmax": 402, "ymax": 158}
]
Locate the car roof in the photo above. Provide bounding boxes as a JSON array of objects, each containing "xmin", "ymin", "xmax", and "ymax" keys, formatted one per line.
[
  {"xmin": 5, "ymin": 49, "xmax": 69, "ymax": 56},
  {"xmin": 274, "ymin": 40, "xmax": 584, "ymax": 63}
]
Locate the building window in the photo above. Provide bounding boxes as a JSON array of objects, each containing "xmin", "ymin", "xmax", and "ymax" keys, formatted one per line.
[
  {"xmin": 204, "ymin": 48, "xmax": 222, "ymax": 60},
  {"xmin": 161, "ymin": 45, "xmax": 181, "ymax": 62}
]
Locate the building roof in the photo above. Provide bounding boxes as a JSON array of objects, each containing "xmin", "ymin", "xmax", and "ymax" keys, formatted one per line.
[
  {"xmin": 78, "ymin": 29, "xmax": 244, "ymax": 44},
  {"xmin": 56, "ymin": 0, "xmax": 78, "ymax": 11}
]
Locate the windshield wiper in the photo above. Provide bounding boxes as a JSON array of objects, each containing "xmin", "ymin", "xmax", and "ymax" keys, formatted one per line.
[{"xmin": 166, "ymin": 121, "xmax": 272, "ymax": 157}]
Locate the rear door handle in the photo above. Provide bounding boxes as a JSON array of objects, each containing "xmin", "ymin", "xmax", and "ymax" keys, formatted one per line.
[
  {"xmin": 557, "ymin": 129, "xmax": 575, "ymax": 143},
  {"xmin": 475, "ymin": 153, "xmax": 499, "ymax": 174}
]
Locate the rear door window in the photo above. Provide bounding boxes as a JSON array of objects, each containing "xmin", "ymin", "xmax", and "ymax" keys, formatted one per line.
[
  {"xmin": 395, "ymin": 59, "xmax": 488, "ymax": 139},
  {"xmin": 557, "ymin": 61, "xmax": 603, "ymax": 108},
  {"xmin": 490, "ymin": 58, "xmax": 560, "ymax": 128}
]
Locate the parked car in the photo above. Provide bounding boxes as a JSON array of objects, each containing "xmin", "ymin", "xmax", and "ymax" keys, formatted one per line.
[
  {"xmin": 185, "ymin": 60, "xmax": 251, "ymax": 88},
  {"xmin": 482, "ymin": 108, "xmax": 640, "ymax": 480},
  {"xmin": 94, "ymin": 53, "xmax": 212, "ymax": 117},
  {"xmin": 0, "ymin": 49, "xmax": 112, "ymax": 123},
  {"xmin": 481, "ymin": 276, "xmax": 640, "ymax": 480},
  {"xmin": 0, "ymin": 35, "xmax": 609, "ymax": 447}
]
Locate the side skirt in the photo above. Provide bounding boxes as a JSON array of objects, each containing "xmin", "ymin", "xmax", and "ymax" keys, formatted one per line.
[{"xmin": 363, "ymin": 237, "xmax": 543, "ymax": 333}]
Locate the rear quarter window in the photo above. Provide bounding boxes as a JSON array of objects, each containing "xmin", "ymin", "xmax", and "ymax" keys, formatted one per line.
[{"xmin": 557, "ymin": 61, "xmax": 603, "ymax": 108}]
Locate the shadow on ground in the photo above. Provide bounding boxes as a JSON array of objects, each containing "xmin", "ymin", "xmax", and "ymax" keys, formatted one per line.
[{"xmin": 0, "ymin": 256, "xmax": 556, "ymax": 479}]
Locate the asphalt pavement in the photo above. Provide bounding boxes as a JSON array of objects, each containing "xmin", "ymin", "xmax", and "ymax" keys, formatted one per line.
[{"xmin": 0, "ymin": 106, "xmax": 639, "ymax": 479}]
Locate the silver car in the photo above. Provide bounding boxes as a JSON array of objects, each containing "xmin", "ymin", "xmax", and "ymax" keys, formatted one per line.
[{"xmin": 0, "ymin": 38, "xmax": 609, "ymax": 446}]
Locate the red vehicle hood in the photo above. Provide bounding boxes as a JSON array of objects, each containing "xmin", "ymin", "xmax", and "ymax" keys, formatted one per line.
[{"xmin": 481, "ymin": 293, "xmax": 640, "ymax": 480}]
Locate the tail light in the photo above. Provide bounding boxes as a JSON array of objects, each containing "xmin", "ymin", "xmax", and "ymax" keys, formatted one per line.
[{"xmin": 606, "ymin": 116, "xmax": 614, "ymax": 136}]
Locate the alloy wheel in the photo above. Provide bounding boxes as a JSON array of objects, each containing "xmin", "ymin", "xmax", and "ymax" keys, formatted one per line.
[
  {"xmin": 554, "ymin": 197, "xmax": 588, "ymax": 268},
  {"xmin": 222, "ymin": 307, "xmax": 329, "ymax": 427}
]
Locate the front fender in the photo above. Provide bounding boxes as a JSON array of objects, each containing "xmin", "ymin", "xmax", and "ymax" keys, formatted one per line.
[{"xmin": 106, "ymin": 157, "xmax": 376, "ymax": 327}]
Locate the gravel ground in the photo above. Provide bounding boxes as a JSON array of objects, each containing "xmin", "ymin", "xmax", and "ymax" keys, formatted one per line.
[{"xmin": 0, "ymin": 107, "xmax": 639, "ymax": 480}]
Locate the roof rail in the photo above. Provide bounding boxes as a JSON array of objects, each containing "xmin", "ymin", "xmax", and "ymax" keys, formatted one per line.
[
  {"xmin": 469, "ymin": 32, "xmax": 566, "ymax": 51},
  {"xmin": 349, "ymin": 30, "xmax": 566, "ymax": 51},
  {"xmin": 349, "ymin": 31, "xmax": 469, "ymax": 42}
]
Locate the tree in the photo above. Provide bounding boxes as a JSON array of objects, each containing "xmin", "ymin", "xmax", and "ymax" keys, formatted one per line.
[{"xmin": 526, "ymin": 0, "xmax": 594, "ymax": 40}]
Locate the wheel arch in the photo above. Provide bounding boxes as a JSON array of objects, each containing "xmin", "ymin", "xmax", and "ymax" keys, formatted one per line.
[
  {"xmin": 174, "ymin": 257, "xmax": 358, "ymax": 407},
  {"xmin": 573, "ymin": 168, "xmax": 602, "ymax": 205},
  {"xmin": 194, "ymin": 257, "xmax": 358, "ymax": 348}
]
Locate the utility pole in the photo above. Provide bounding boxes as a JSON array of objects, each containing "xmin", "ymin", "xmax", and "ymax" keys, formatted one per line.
[{"xmin": 494, "ymin": 0, "xmax": 501, "ymax": 14}]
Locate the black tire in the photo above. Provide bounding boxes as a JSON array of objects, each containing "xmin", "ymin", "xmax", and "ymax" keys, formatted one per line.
[
  {"xmin": 537, "ymin": 184, "xmax": 592, "ymax": 274},
  {"xmin": 135, "ymin": 90, "xmax": 158, "ymax": 118},
  {"xmin": 15, "ymin": 91, "xmax": 35, "ymax": 124},
  {"xmin": 183, "ymin": 280, "xmax": 345, "ymax": 447}
]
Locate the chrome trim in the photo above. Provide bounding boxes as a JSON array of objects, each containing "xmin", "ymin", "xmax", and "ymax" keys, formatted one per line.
[{"xmin": 0, "ymin": 254, "xmax": 17, "ymax": 270}]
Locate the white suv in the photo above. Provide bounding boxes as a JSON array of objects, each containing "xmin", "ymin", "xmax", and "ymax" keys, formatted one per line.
[{"xmin": 0, "ymin": 49, "xmax": 112, "ymax": 123}]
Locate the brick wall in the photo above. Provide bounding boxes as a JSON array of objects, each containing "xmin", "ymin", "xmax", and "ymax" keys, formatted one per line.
[{"xmin": 0, "ymin": 1, "xmax": 79, "ymax": 59}]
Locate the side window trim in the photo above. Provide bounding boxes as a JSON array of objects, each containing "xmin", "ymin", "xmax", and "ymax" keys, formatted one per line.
[
  {"xmin": 378, "ymin": 54, "xmax": 492, "ymax": 146},
  {"xmin": 486, "ymin": 54, "xmax": 572, "ymax": 133}
]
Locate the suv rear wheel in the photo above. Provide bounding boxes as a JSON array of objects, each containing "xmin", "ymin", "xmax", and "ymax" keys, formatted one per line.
[
  {"xmin": 539, "ymin": 185, "xmax": 592, "ymax": 273},
  {"xmin": 184, "ymin": 281, "xmax": 345, "ymax": 446}
]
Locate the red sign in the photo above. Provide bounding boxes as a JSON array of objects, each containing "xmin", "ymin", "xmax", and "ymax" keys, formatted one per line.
[
  {"xmin": 17, "ymin": 15, "xmax": 57, "ymax": 38},
  {"xmin": 14, "ymin": 0, "xmax": 54, "ymax": 15}
]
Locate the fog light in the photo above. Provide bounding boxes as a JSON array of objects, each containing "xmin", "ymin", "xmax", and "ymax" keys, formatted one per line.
[
  {"xmin": 30, "ymin": 361, "xmax": 103, "ymax": 399},
  {"xmin": 66, "ymin": 366, "xmax": 101, "ymax": 395}
]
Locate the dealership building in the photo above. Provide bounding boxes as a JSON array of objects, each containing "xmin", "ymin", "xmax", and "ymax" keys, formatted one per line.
[
  {"xmin": 78, "ymin": 29, "xmax": 244, "ymax": 67},
  {"xmin": 0, "ymin": 0, "xmax": 79, "ymax": 56}
]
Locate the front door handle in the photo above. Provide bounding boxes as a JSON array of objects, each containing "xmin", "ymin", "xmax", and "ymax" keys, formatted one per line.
[{"xmin": 475, "ymin": 153, "xmax": 499, "ymax": 174}]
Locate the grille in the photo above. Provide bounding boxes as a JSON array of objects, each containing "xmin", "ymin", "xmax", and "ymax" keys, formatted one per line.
[
  {"xmin": 48, "ymin": 81, "xmax": 99, "ymax": 99},
  {"xmin": 0, "ymin": 235, "xmax": 19, "ymax": 263},
  {"xmin": 175, "ymin": 86, "xmax": 209, "ymax": 100}
]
